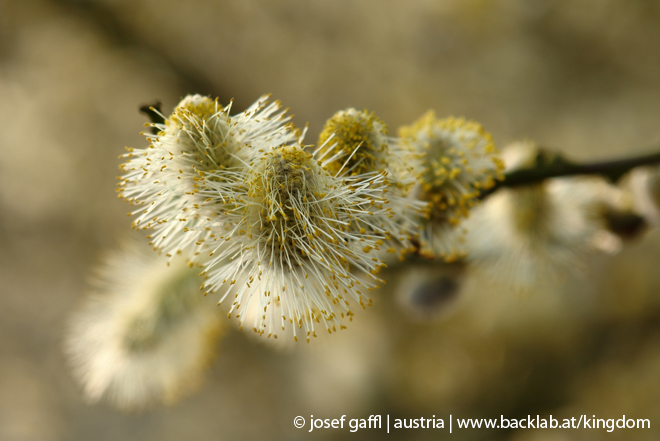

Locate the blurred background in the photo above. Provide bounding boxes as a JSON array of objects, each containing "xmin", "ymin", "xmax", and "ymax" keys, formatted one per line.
[{"xmin": 2, "ymin": 0, "xmax": 660, "ymax": 439}]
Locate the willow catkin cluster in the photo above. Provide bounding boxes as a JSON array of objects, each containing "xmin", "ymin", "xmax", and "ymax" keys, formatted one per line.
[
  {"xmin": 117, "ymin": 95, "xmax": 505, "ymax": 341},
  {"xmin": 63, "ymin": 89, "xmax": 660, "ymax": 415}
]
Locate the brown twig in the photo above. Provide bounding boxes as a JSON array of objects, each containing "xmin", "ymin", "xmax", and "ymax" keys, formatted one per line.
[{"xmin": 481, "ymin": 146, "xmax": 660, "ymax": 198}]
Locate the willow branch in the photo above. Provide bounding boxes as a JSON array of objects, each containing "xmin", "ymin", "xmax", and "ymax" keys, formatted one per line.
[{"xmin": 481, "ymin": 146, "xmax": 660, "ymax": 199}]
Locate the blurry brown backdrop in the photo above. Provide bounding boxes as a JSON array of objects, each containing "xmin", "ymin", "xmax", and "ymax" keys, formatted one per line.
[{"xmin": 2, "ymin": 0, "xmax": 660, "ymax": 440}]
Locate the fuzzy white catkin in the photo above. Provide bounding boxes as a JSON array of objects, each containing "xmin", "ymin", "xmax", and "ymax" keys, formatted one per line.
[
  {"xmin": 463, "ymin": 142, "xmax": 635, "ymax": 292},
  {"xmin": 317, "ymin": 108, "xmax": 429, "ymax": 261},
  {"xmin": 118, "ymin": 94, "xmax": 300, "ymax": 265},
  {"xmin": 398, "ymin": 112, "xmax": 505, "ymax": 261},
  {"xmin": 199, "ymin": 145, "xmax": 391, "ymax": 342},
  {"xmin": 65, "ymin": 237, "xmax": 223, "ymax": 411}
]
